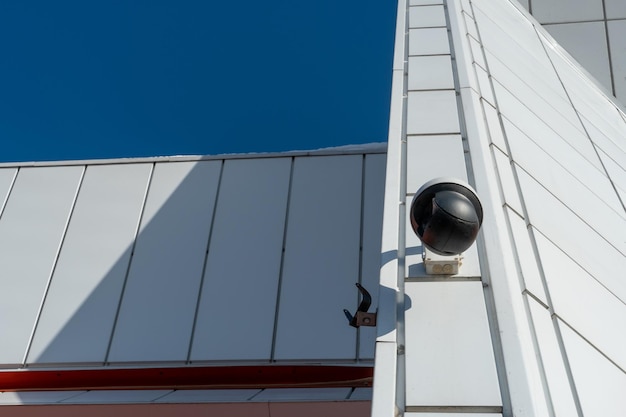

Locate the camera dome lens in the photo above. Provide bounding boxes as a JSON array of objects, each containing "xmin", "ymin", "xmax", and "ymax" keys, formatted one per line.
[{"xmin": 410, "ymin": 178, "xmax": 483, "ymax": 256}]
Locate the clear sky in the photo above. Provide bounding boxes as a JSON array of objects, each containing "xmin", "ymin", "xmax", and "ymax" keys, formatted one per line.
[{"xmin": 0, "ymin": 1, "xmax": 396, "ymax": 163}]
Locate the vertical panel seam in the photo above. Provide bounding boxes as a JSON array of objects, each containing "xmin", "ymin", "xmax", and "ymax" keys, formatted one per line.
[
  {"xmin": 355, "ymin": 154, "xmax": 367, "ymax": 362},
  {"xmin": 555, "ymin": 315, "xmax": 626, "ymax": 374},
  {"xmin": 22, "ymin": 165, "xmax": 87, "ymax": 366},
  {"xmin": 534, "ymin": 26, "xmax": 626, "ymax": 214},
  {"xmin": 186, "ymin": 159, "xmax": 226, "ymax": 362},
  {"xmin": 269, "ymin": 157, "xmax": 295, "ymax": 362},
  {"xmin": 601, "ymin": 0, "xmax": 617, "ymax": 96},
  {"xmin": 103, "ymin": 163, "xmax": 156, "ymax": 364},
  {"xmin": 0, "ymin": 168, "xmax": 19, "ymax": 223},
  {"xmin": 473, "ymin": 3, "xmax": 564, "ymax": 414},
  {"xmin": 483, "ymin": 16, "xmax": 585, "ymax": 415},
  {"xmin": 451, "ymin": 1, "xmax": 516, "ymax": 414}
]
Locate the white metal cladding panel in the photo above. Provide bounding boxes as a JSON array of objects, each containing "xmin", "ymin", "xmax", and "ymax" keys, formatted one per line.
[
  {"xmin": 404, "ymin": 281, "xmax": 501, "ymax": 407},
  {"xmin": 407, "ymin": 91, "xmax": 460, "ymax": 135},
  {"xmin": 506, "ymin": 209, "xmax": 547, "ymax": 304},
  {"xmin": 525, "ymin": 297, "xmax": 579, "ymax": 417},
  {"xmin": 481, "ymin": 48, "xmax": 569, "ymax": 113},
  {"xmin": 493, "ymin": 82, "xmax": 603, "ymax": 171},
  {"xmin": 580, "ymin": 116, "xmax": 626, "ymax": 170},
  {"xmin": 0, "ymin": 168, "xmax": 17, "ymax": 210},
  {"xmin": 483, "ymin": 51, "xmax": 581, "ymax": 131},
  {"xmin": 190, "ymin": 158, "xmax": 291, "ymax": 361},
  {"xmin": 606, "ymin": 0, "xmax": 626, "ymax": 18},
  {"xmin": 539, "ymin": 35, "xmax": 626, "ymax": 161},
  {"xmin": 273, "ymin": 155, "xmax": 362, "ymax": 360},
  {"xmin": 482, "ymin": 101, "xmax": 507, "ymax": 151},
  {"xmin": 532, "ymin": 0, "xmax": 604, "ymax": 23},
  {"xmin": 408, "ymin": 56, "xmax": 454, "ymax": 91},
  {"xmin": 503, "ymin": 118, "xmax": 622, "ymax": 210},
  {"xmin": 475, "ymin": 65, "xmax": 495, "ymax": 105},
  {"xmin": 559, "ymin": 319, "xmax": 626, "ymax": 416},
  {"xmin": 410, "ymin": 0, "xmax": 443, "ymax": 5},
  {"xmin": 534, "ymin": 231, "xmax": 626, "ymax": 369},
  {"xmin": 469, "ymin": 36, "xmax": 487, "ymax": 69},
  {"xmin": 155, "ymin": 389, "xmax": 261, "ymax": 403},
  {"xmin": 252, "ymin": 388, "xmax": 352, "ymax": 401},
  {"xmin": 608, "ymin": 20, "xmax": 626, "ymax": 98},
  {"xmin": 517, "ymin": 169, "xmax": 626, "ymax": 300},
  {"xmin": 409, "ymin": 5, "xmax": 447, "ymax": 28},
  {"xmin": 492, "ymin": 146, "xmax": 523, "ymax": 215},
  {"xmin": 507, "ymin": 138, "xmax": 626, "ymax": 253},
  {"xmin": 61, "ymin": 390, "xmax": 171, "ymax": 403},
  {"xmin": 359, "ymin": 154, "xmax": 386, "ymax": 360},
  {"xmin": 598, "ymin": 148, "xmax": 626, "ymax": 195},
  {"xmin": 108, "ymin": 161, "xmax": 221, "ymax": 362},
  {"xmin": 350, "ymin": 388, "xmax": 373, "ymax": 400},
  {"xmin": 543, "ymin": 22, "xmax": 612, "ymax": 90},
  {"xmin": 406, "ymin": 135, "xmax": 468, "ymax": 194},
  {"xmin": 408, "ymin": 27, "xmax": 450, "ymax": 56},
  {"xmin": 0, "ymin": 166, "xmax": 82, "ymax": 365},
  {"xmin": 0, "ymin": 391, "xmax": 86, "ymax": 404},
  {"xmin": 472, "ymin": 1, "xmax": 546, "ymax": 59},
  {"xmin": 26, "ymin": 164, "xmax": 152, "ymax": 364}
]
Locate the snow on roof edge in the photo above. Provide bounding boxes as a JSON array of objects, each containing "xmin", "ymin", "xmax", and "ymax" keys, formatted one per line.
[{"xmin": 0, "ymin": 143, "xmax": 388, "ymax": 168}]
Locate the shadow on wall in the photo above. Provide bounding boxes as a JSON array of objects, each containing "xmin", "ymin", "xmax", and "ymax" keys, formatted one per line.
[
  {"xmin": 21, "ymin": 154, "xmax": 386, "ymax": 367},
  {"xmin": 26, "ymin": 161, "xmax": 221, "ymax": 365},
  {"xmin": 374, "ymin": 247, "xmax": 420, "ymax": 338}
]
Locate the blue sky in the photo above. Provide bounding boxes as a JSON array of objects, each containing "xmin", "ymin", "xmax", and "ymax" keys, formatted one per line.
[{"xmin": 0, "ymin": 1, "xmax": 396, "ymax": 163}]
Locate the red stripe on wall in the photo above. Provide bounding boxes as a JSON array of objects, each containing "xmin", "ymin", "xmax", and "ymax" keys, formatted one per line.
[{"xmin": 0, "ymin": 365, "xmax": 373, "ymax": 391}]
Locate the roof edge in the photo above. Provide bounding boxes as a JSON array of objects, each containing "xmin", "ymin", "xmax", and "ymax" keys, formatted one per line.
[{"xmin": 0, "ymin": 143, "xmax": 388, "ymax": 168}]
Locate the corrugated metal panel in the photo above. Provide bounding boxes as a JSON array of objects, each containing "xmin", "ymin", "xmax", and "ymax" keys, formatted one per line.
[{"xmin": 0, "ymin": 166, "xmax": 83, "ymax": 365}]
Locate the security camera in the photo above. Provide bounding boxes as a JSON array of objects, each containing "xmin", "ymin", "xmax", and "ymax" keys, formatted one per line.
[{"xmin": 409, "ymin": 177, "xmax": 483, "ymax": 257}]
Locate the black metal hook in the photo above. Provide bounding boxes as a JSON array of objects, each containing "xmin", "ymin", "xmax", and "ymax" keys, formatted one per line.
[{"xmin": 343, "ymin": 283, "xmax": 376, "ymax": 328}]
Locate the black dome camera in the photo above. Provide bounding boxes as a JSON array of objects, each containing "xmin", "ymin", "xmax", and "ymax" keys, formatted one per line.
[{"xmin": 410, "ymin": 178, "xmax": 483, "ymax": 256}]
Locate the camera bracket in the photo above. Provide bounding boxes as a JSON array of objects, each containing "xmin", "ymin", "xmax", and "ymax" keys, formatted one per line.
[{"xmin": 343, "ymin": 283, "xmax": 377, "ymax": 328}]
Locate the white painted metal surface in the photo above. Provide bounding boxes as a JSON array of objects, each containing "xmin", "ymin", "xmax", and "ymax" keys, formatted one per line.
[
  {"xmin": 404, "ymin": 281, "xmax": 501, "ymax": 407},
  {"xmin": 408, "ymin": 28, "xmax": 450, "ymax": 56},
  {"xmin": 407, "ymin": 91, "xmax": 460, "ymax": 135},
  {"xmin": 359, "ymin": 154, "xmax": 387, "ymax": 360},
  {"xmin": 534, "ymin": 232, "xmax": 626, "ymax": 369},
  {"xmin": 0, "ymin": 166, "xmax": 83, "ymax": 365},
  {"xmin": 155, "ymin": 389, "xmax": 260, "ymax": 403},
  {"xmin": 27, "ymin": 164, "xmax": 152, "ymax": 364},
  {"xmin": 190, "ymin": 158, "xmax": 291, "ymax": 361},
  {"xmin": 62, "ymin": 390, "xmax": 171, "ymax": 403},
  {"xmin": 408, "ymin": 56, "xmax": 454, "ymax": 91},
  {"xmin": 408, "ymin": 5, "xmax": 447, "ymax": 28},
  {"xmin": 406, "ymin": 135, "xmax": 468, "ymax": 193},
  {"xmin": 251, "ymin": 388, "xmax": 352, "ymax": 401},
  {"xmin": 532, "ymin": 0, "xmax": 603, "ymax": 23},
  {"xmin": 505, "ymin": 209, "xmax": 547, "ymax": 304},
  {"xmin": 544, "ymin": 22, "xmax": 612, "ymax": 89},
  {"xmin": 559, "ymin": 321, "xmax": 626, "ymax": 416},
  {"xmin": 525, "ymin": 297, "xmax": 579, "ymax": 417},
  {"xmin": 0, "ymin": 391, "xmax": 86, "ymax": 404},
  {"xmin": 107, "ymin": 161, "xmax": 222, "ymax": 362},
  {"xmin": 273, "ymin": 155, "xmax": 362, "ymax": 360}
]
